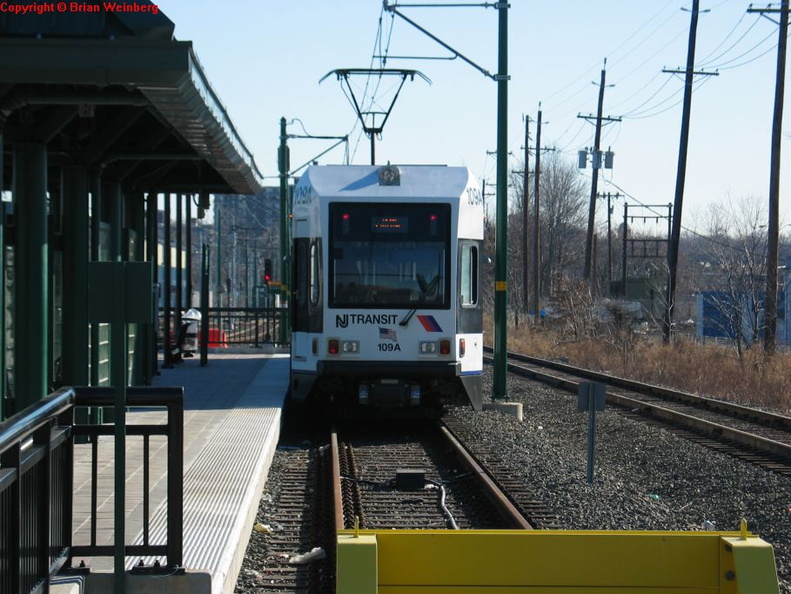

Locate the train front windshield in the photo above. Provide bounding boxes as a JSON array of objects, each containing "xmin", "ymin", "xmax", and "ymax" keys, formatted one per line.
[{"xmin": 329, "ymin": 203, "xmax": 450, "ymax": 309}]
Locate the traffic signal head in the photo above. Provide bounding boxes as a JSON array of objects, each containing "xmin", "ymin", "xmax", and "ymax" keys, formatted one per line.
[{"xmin": 264, "ymin": 258, "xmax": 272, "ymax": 284}]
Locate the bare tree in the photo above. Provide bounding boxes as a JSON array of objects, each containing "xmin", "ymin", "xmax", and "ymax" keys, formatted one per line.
[
  {"xmin": 538, "ymin": 153, "xmax": 587, "ymax": 295},
  {"xmin": 551, "ymin": 277, "xmax": 597, "ymax": 342},
  {"xmin": 505, "ymin": 153, "xmax": 588, "ymax": 320},
  {"xmin": 699, "ymin": 196, "xmax": 769, "ymax": 358}
]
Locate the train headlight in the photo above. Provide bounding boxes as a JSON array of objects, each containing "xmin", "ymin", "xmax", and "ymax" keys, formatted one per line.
[
  {"xmin": 439, "ymin": 339, "xmax": 451, "ymax": 356},
  {"xmin": 341, "ymin": 340, "xmax": 359, "ymax": 354},
  {"xmin": 419, "ymin": 341, "xmax": 437, "ymax": 354},
  {"xmin": 378, "ymin": 165, "xmax": 400, "ymax": 186}
]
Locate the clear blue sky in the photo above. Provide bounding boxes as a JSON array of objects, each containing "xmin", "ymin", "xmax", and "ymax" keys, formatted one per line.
[{"xmin": 156, "ymin": 0, "xmax": 790, "ymax": 231}]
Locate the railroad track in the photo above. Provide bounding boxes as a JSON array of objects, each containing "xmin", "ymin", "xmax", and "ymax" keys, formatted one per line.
[
  {"xmin": 330, "ymin": 421, "xmax": 558, "ymax": 532},
  {"xmin": 236, "ymin": 443, "xmax": 335, "ymax": 593},
  {"xmin": 485, "ymin": 346, "xmax": 791, "ymax": 476}
]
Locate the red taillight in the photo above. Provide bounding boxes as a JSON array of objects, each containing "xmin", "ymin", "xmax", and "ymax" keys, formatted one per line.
[
  {"xmin": 459, "ymin": 338, "xmax": 466, "ymax": 357},
  {"xmin": 439, "ymin": 339, "xmax": 451, "ymax": 355},
  {"xmin": 328, "ymin": 339, "xmax": 340, "ymax": 355}
]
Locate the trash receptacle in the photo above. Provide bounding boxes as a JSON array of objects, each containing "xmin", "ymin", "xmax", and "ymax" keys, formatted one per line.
[{"xmin": 182, "ymin": 308, "xmax": 202, "ymax": 354}]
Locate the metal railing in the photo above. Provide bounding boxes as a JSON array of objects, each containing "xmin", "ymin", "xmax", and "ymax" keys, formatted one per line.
[
  {"xmin": 160, "ymin": 307, "xmax": 290, "ymax": 349},
  {"xmin": 0, "ymin": 385, "xmax": 184, "ymax": 593},
  {"xmin": 207, "ymin": 307, "xmax": 288, "ymax": 346}
]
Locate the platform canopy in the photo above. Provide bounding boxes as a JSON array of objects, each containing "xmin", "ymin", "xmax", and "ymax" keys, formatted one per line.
[{"xmin": 0, "ymin": 0, "xmax": 263, "ymax": 195}]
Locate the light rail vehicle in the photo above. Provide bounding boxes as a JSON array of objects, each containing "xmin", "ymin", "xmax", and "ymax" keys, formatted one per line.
[{"xmin": 290, "ymin": 164, "xmax": 484, "ymax": 416}]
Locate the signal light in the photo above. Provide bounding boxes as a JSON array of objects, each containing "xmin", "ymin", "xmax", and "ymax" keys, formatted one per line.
[
  {"xmin": 328, "ymin": 339, "xmax": 340, "ymax": 355},
  {"xmin": 264, "ymin": 258, "xmax": 272, "ymax": 284},
  {"xmin": 459, "ymin": 338, "xmax": 466, "ymax": 357},
  {"xmin": 439, "ymin": 339, "xmax": 451, "ymax": 355}
]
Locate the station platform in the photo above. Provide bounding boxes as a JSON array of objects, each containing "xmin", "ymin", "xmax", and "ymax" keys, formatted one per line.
[{"xmin": 66, "ymin": 351, "xmax": 290, "ymax": 594}]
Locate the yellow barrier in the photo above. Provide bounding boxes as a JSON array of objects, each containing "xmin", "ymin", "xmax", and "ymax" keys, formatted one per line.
[{"xmin": 337, "ymin": 524, "xmax": 780, "ymax": 593}]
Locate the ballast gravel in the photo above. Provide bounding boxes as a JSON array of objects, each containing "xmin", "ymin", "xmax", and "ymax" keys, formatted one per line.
[
  {"xmin": 237, "ymin": 370, "xmax": 791, "ymax": 592},
  {"xmin": 447, "ymin": 368, "xmax": 791, "ymax": 592}
]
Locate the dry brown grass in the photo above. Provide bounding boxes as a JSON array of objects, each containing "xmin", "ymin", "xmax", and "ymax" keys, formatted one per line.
[{"xmin": 485, "ymin": 314, "xmax": 791, "ymax": 414}]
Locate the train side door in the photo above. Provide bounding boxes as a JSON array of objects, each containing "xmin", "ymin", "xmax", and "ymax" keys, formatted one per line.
[{"xmin": 292, "ymin": 237, "xmax": 323, "ymax": 335}]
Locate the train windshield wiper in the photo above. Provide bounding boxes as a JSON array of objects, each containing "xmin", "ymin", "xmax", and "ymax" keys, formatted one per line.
[{"xmin": 399, "ymin": 275, "xmax": 440, "ymax": 327}]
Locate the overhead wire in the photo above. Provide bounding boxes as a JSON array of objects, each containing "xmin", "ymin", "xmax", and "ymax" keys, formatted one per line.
[
  {"xmin": 705, "ymin": 27, "xmax": 777, "ymax": 69},
  {"xmin": 607, "ymin": 3, "xmax": 688, "ymax": 79},
  {"xmin": 612, "ymin": 6, "xmax": 788, "ymax": 122},
  {"xmin": 630, "ymin": 74, "xmax": 716, "ymax": 120},
  {"xmin": 712, "ymin": 31, "xmax": 787, "ymax": 71},
  {"xmin": 696, "ymin": 11, "xmax": 755, "ymax": 67},
  {"xmin": 545, "ymin": 1, "xmax": 782, "ymax": 156},
  {"xmin": 349, "ymin": 5, "xmax": 388, "ymax": 162},
  {"xmin": 618, "ymin": 75, "xmax": 676, "ymax": 118},
  {"xmin": 554, "ymin": 120, "xmax": 590, "ymax": 155},
  {"xmin": 608, "ymin": 70, "xmax": 665, "ymax": 112},
  {"xmin": 542, "ymin": 1, "xmax": 689, "ymax": 153},
  {"xmin": 541, "ymin": 0, "xmax": 679, "ymax": 113}
]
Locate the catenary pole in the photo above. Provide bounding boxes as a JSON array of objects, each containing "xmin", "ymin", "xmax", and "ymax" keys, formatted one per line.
[{"xmin": 493, "ymin": 2, "xmax": 509, "ymax": 399}]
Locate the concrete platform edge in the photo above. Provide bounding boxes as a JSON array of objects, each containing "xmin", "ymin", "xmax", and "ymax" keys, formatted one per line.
[{"xmin": 217, "ymin": 359, "xmax": 286, "ymax": 594}]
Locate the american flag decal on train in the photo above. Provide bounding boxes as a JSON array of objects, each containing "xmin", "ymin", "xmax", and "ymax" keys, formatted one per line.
[
  {"xmin": 417, "ymin": 315, "xmax": 443, "ymax": 332},
  {"xmin": 379, "ymin": 327, "xmax": 398, "ymax": 342}
]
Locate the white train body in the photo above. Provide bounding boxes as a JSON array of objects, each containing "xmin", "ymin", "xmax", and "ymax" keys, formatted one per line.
[{"xmin": 290, "ymin": 164, "xmax": 484, "ymax": 413}]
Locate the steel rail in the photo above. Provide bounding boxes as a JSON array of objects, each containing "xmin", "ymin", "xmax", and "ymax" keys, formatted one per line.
[
  {"xmin": 330, "ymin": 427, "xmax": 345, "ymax": 532},
  {"xmin": 438, "ymin": 423, "xmax": 533, "ymax": 530}
]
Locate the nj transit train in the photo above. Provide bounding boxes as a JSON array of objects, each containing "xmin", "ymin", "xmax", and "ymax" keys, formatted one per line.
[{"xmin": 290, "ymin": 164, "xmax": 484, "ymax": 415}]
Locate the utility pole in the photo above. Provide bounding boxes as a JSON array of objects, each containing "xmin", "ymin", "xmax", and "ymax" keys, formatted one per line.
[
  {"xmin": 749, "ymin": 0, "xmax": 788, "ymax": 355},
  {"xmin": 662, "ymin": 0, "xmax": 717, "ymax": 343},
  {"xmin": 522, "ymin": 115, "xmax": 530, "ymax": 313},
  {"xmin": 532, "ymin": 107, "xmax": 543, "ymax": 320},
  {"xmin": 579, "ymin": 60, "xmax": 620, "ymax": 282}
]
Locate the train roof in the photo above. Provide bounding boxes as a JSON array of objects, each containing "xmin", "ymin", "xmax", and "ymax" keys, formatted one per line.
[{"xmin": 296, "ymin": 164, "xmax": 473, "ymax": 200}]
